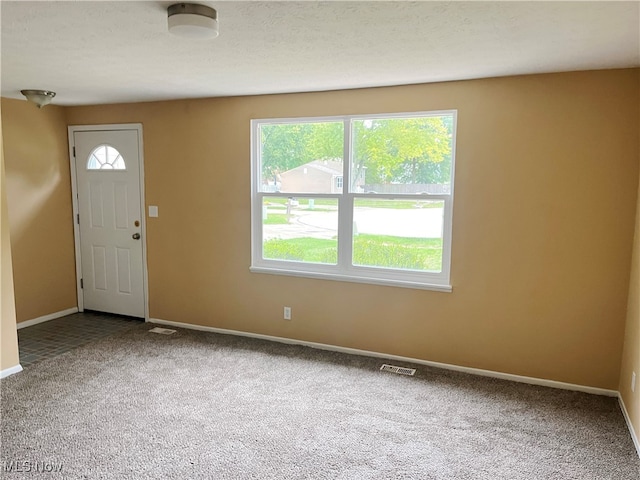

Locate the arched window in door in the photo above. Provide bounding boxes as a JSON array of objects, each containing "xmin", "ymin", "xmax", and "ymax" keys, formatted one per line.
[{"xmin": 87, "ymin": 145, "xmax": 126, "ymax": 170}]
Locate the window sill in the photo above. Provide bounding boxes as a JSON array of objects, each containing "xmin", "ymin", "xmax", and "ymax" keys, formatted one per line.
[{"xmin": 249, "ymin": 266, "xmax": 452, "ymax": 292}]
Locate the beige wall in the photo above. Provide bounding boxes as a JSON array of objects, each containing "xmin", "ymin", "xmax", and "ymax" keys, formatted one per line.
[
  {"xmin": 1, "ymin": 105, "xmax": 20, "ymax": 372},
  {"xmin": 64, "ymin": 69, "xmax": 639, "ymax": 390},
  {"xmin": 1, "ymin": 98, "xmax": 77, "ymax": 323},
  {"xmin": 620, "ymin": 94, "xmax": 640, "ymax": 436}
]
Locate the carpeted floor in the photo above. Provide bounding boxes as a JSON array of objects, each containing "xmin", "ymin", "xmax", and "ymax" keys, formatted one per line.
[{"xmin": 1, "ymin": 323, "xmax": 639, "ymax": 479}]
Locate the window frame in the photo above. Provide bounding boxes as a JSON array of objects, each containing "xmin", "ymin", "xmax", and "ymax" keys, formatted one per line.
[
  {"xmin": 250, "ymin": 110, "xmax": 457, "ymax": 292},
  {"xmin": 86, "ymin": 144, "xmax": 127, "ymax": 171}
]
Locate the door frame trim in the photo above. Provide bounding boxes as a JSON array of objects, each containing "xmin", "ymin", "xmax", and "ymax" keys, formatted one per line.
[{"xmin": 68, "ymin": 124, "xmax": 149, "ymax": 320}]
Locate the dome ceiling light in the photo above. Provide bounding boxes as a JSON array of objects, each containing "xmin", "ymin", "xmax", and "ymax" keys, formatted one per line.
[
  {"xmin": 20, "ymin": 90, "xmax": 56, "ymax": 108},
  {"xmin": 168, "ymin": 3, "xmax": 219, "ymax": 39}
]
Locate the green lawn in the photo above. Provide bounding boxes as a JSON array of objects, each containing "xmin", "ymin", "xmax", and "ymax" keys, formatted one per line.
[
  {"xmin": 264, "ymin": 197, "xmax": 442, "ymax": 210},
  {"xmin": 265, "ymin": 198, "xmax": 337, "ymax": 207},
  {"xmin": 263, "ymin": 214, "xmax": 290, "ymax": 225},
  {"xmin": 263, "ymin": 234, "xmax": 442, "ymax": 271},
  {"xmin": 355, "ymin": 199, "xmax": 443, "ymax": 210},
  {"xmin": 263, "ymin": 237, "xmax": 338, "ymax": 264}
]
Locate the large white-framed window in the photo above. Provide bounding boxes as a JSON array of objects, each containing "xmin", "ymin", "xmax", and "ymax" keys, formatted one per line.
[{"xmin": 250, "ymin": 110, "xmax": 457, "ymax": 291}]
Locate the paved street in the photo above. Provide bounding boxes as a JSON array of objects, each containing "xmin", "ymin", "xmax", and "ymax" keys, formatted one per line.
[{"xmin": 263, "ymin": 207, "xmax": 443, "ymax": 240}]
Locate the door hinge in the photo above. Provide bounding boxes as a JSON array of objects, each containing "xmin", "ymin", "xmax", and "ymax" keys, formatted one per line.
[
  {"xmin": 76, "ymin": 213, "xmax": 80, "ymax": 224},
  {"xmin": 80, "ymin": 278, "xmax": 84, "ymax": 289},
  {"xmin": 73, "ymin": 146, "xmax": 76, "ymax": 157}
]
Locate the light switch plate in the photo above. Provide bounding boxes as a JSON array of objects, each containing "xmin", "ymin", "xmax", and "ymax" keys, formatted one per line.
[{"xmin": 148, "ymin": 205, "xmax": 158, "ymax": 217}]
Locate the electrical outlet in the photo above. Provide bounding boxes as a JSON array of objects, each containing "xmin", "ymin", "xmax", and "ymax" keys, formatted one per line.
[
  {"xmin": 632, "ymin": 372, "xmax": 636, "ymax": 393},
  {"xmin": 283, "ymin": 306, "xmax": 292, "ymax": 320}
]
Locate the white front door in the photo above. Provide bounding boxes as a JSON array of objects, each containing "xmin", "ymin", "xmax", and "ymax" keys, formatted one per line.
[{"xmin": 73, "ymin": 128, "xmax": 145, "ymax": 318}]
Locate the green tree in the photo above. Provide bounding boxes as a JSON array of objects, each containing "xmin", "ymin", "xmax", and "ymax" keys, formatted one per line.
[
  {"xmin": 352, "ymin": 116, "xmax": 452, "ymax": 187},
  {"xmin": 259, "ymin": 116, "xmax": 453, "ymax": 188},
  {"xmin": 260, "ymin": 122, "xmax": 343, "ymax": 178}
]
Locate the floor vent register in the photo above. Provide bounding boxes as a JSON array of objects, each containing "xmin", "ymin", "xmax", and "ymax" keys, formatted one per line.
[
  {"xmin": 380, "ymin": 364, "xmax": 416, "ymax": 376},
  {"xmin": 148, "ymin": 327, "xmax": 177, "ymax": 335}
]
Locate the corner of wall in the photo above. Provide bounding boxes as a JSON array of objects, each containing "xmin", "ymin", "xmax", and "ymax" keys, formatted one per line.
[
  {"xmin": 1, "ymin": 97, "xmax": 77, "ymax": 323},
  {"xmin": 618, "ymin": 71, "xmax": 640, "ymax": 450},
  {"xmin": 0, "ymin": 102, "xmax": 21, "ymax": 373}
]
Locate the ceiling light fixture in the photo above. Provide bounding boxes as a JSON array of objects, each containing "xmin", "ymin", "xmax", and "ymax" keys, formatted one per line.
[
  {"xmin": 20, "ymin": 90, "xmax": 56, "ymax": 108},
  {"xmin": 168, "ymin": 3, "xmax": 218, "ymax": 39}
]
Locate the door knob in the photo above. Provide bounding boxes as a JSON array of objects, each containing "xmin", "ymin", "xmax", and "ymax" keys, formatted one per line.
[{"xmin": 132, "ymin": 233, "xmax": 141, "ymax": 240}]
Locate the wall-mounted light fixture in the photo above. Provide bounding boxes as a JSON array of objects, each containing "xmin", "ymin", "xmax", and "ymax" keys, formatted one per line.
[
  {"xmin": 168, "ymin": 3, "xmax": 218, "ymax": 39},
  {"xmin": 20, "ymin": 90, "xmax": 56, "ymax": 108}
]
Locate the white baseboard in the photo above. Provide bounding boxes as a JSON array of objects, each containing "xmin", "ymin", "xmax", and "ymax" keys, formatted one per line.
[
  {"xmin": 149, "ymin": 317, "xmax": 618, "ymax": 397},
  {"xmin": 17, "ymin": 307, "xmax": 78, "ymax": 329},
  {"xmin": 619, "ymin": 395, "xmax": 640, "ymax": 458},
  {"xmin": 0, "ymin": 364, "xmax": 23, "ymax": 379}
]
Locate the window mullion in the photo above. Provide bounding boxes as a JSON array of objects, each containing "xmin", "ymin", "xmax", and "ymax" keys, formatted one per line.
[{"xmin": 337, "ymin": 118, "xmax": 353, "ymax": 271}]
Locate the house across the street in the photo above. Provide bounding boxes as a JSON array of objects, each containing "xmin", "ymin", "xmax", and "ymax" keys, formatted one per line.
[{"xmin": 278, "ymin": 160, "xmax": 365, "ymax": 193}]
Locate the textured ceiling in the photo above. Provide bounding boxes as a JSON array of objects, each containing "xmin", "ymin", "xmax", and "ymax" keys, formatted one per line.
[{"xmin": 1, "ymin": 1, "xmax": 639, "ymax": 106}]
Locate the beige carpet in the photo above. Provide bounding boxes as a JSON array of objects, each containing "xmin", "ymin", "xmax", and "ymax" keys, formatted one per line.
[{"xmin": 2, "ymin": 323, "xmax": 639, "ymax": 479}]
